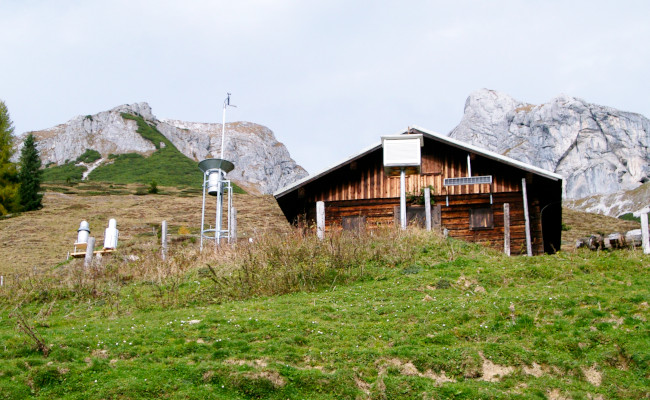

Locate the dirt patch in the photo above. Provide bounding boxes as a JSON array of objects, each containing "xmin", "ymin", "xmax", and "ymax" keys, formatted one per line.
[
  {"xmin": 582, "ymin": 364, "xmax": 602, "ymax": 386},
  {"xmin": 599, "ymin": 315, "xmax": 624, "ymax": 328},
  {"xmin": 523, "ymin": 362, "xmax": 545, "ymax": 378},
  {"xmin": 479, "ymin": 352, "xmax": 514, "ymax": 382},
  {"xmin": 224, "ymin": 358, "xmax": 268, "ymax": 368},
  {"xmin": 92, "ymin": 349, "xmax": 109, "ymax": 359},
  {"xmin": 456, "ymin": 275, "xmax": 477, "ymax": 289},
  {"xmin": 380, "ymin": 358, "xmax": 455, "ymax": 385},
  {"xmin": 548, "ymin": 388, "xmax": 570, "ymax": 400},
  {"xmin": 202, "ymin": 370, "xmax": 214, "ymax": 382},
  {"xmin": 354, "ymin": 375, "xmax": 371, "ymax": 396},
  {"xmin": 244, "ymin": 370, "xmax": 285, "ymax": 388}
]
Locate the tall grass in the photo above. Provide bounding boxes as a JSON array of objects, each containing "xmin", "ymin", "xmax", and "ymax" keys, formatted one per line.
[{"xmin": 1, "ymin": 228, "xmax": 450, "ymax": 308}]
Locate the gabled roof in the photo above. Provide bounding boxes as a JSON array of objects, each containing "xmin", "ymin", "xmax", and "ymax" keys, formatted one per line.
[{"xmin": 274, "ymin": 125, "xmax": 563, "ymax": 198}]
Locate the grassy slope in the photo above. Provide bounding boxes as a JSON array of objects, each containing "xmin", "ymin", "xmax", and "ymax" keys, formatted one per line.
[
  {"xmin": 0, "ymin": 229, "xmax": 648, "ymax": 399},
  {"xmin": 0, "ymin": 184, "xmax": 288, "ymax": 273}
]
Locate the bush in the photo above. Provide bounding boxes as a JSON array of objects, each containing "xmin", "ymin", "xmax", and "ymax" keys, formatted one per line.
[
  {"xmin": 76, "ymin": 149, "xmax": 101, "ymax": 163},
  {"xmin": 148, "ymin": 180, "xmax": 159, "ymax": 194},
  {"xmin": 618, "ymin": 213, "xmax": 640, "ymax": 223}
]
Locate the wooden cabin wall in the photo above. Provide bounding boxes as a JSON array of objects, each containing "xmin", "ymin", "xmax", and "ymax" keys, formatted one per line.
[
  {"xmin": 305, "ymin": 144, "xmax": 525, "ymax": 205},
  {"xmin": 306, "ymin": 192, "xmax": 543, "ymax": 255}
]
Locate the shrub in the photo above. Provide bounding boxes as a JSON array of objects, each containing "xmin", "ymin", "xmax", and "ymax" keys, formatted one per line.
[
  {"xmin": 148, "ymin": 180, "xmax": 159, "ymax": 194},
  {"xmin": 76, "ymin": 149, "xmax": 101, "ymax": 164}
]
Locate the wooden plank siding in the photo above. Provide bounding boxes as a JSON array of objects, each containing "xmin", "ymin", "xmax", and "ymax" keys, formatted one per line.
[
  {"xmin": 305, "ymin": 144, "xmax": 522, "ymax": 204},
  {"xmin": 275, "ymin": 133, "xmax": 562, "ymax": 255},
  {"xmin": 305, "ymin": 192, "xmax": 541, "ymax": 255}
]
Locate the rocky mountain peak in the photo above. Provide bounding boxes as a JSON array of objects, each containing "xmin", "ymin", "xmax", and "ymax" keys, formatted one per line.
[
  {"xmin": 16, "ymin": 102, "xmax": 307, "ymax": 194},
  {"xmin": 450, "ymin": 89, "xmax": 650, "ymax": 208}
]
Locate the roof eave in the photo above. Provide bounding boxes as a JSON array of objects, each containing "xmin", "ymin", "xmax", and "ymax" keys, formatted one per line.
[{"xmin": 274, "ymin": 125, "xmax": 563, "ymax": 199}]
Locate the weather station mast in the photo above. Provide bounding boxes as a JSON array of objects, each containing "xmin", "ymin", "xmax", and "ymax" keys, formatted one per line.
[{"xmin": 199, "ymin": 93, "xmax": 237, "ymax": 251}]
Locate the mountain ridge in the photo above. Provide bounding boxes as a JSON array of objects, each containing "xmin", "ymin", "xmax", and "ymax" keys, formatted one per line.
[
  {"xmin": 449, "ymin": 89, "xmax": 650, "ymax": 216},
  {"xmin": 14, "ymin": 102, "xmax": 308, "ymax": 194}
]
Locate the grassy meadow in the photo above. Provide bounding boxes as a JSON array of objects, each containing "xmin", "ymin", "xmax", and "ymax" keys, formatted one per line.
[{"xmin": 0, "ymin": 187, "xmax": 648, "ymax": 399}]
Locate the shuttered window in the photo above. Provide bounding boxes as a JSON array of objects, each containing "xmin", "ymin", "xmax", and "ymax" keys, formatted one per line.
[
  {"xmin": 470, "ymin": 207, "xmax": 494, "ymax": 230},
  {"xmin": 342, "ymin": 216, "xmax": 366, "ymax": 232}
]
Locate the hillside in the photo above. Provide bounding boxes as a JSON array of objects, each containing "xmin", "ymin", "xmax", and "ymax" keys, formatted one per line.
[
  {"xmin": 0, "ymin": 183, "xmax": 289, "ymax": 274},
  {"xmin": 0, "ymin": 219, "xmax": 648, "ymax": 398}
]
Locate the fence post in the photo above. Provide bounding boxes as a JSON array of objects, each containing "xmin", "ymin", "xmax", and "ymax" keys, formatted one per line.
[
  {"xmin": 521, "ymin": 178, "xmax": 533, "ymax": 256},
  {"xmin": 230, "ymin": 208, "xmax": 237, "ymax": 244},
  {"xmin": 84, "ymin": 237, "xmax": 95, "ymax": 268},
  {"xmin": 641, "ymin": 212, "xmax": 650, "ymax": 254},
  {"xmin": 161, "ymin": 220, "xmax": 168, "ymax": 261},
  {"xmin": 1, "ymin": 275, "xmax": 3, "ymax": 287},
  {"xmin": 316, "ymin": 201, "xmax": 325, "ymax": 240},
  {"xmin": 424, "ymin": 187, "xmax": 432, "ymax": 232},
  {"xmin": 503, "ymin": 203, "xmax": 511, "ymax": 256}
]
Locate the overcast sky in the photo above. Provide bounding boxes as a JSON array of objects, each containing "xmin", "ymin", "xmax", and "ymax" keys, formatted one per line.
[{"xmin": 2, "ymin": 1, "xmax": 649, "ymax": 174}]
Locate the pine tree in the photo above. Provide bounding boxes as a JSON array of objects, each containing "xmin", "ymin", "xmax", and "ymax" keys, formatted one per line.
[
  {"xmin": 18, "ymin": 134, "xmax": 43, "ymax": 211},
  {"xmin": 0, "ymin": 100, "xmax": 20, "ymax": 215}
]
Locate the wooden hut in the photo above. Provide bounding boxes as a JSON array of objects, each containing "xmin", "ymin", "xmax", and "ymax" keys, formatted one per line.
[{"xmin": 274, "ymin": 126, "xmax": 563, "ymax": 255}]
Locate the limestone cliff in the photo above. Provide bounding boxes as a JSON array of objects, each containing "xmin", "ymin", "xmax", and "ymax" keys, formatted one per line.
[{"xmin": 449, "ymin": 89, "xmax": 650, "ymax": 215}]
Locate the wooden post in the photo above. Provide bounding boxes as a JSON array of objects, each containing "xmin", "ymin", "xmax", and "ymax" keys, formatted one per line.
[
  {"xmin": 424, "ymin": 187, "xmax": 432, "ymax": 232},
  {"xmin": 521, "ymin": 178, "xmax": 533, "ymax": 256},
  {"xmin": 84, "ymin": 237, "xmax": 95, "ymax": 267},
  {"xmin": 1, "ymin": 275, "xmax": 3, "ymax": 287},
  {"xmin": 316, "ymin": 201, "xmax": 325, "ymax": 240},
  {"xmin": 230, "ymin": 208, "xmax": 237, "ymax": 244},
  {"xmin": 400, "ymin": 169, "xmax": 407, "ymax": 230},
  {"xmin": 161, "ymin": 220, "xmax": 168, "ymax": 261},
  {"xmin": 641, "ymin": 212, "xmax": 650, "ymax": 254},
  {"xmin": 503, "ymin": 203, "xmax": 511, "ymax": 256},
  {"xmin": 433, "ymin": 205, "xmax": 441, "ymax": 230}
]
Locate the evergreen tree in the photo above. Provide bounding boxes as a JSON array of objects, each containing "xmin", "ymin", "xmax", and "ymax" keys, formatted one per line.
[
  {"xmin": 18, "ymin": 134, "xmax": 43, "ymax": 211},
  {"xmin": 0, "ymin": 100, "xmax": 19, "ymax": 215}
]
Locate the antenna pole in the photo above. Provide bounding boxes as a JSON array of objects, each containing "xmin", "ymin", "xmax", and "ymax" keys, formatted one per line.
[
  {"xmin": 220, "ymin": 93, "xmax": 236, "ymax": 160},
  {"xmin": 220, "ymin": 95, "xmax": 227, "ymax": 160}
]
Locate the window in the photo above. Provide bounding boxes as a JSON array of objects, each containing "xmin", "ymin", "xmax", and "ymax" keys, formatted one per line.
[
  {"xmin": 470, "ymin": 207, "xmax": 494, "ymax": 230},
  {"xmin": 393, "ymin": 206, "xmax": 426, "ymax": 228},
  {"xmin": 342, "ymin": 216, "xmax": 366, "ymax": 232}
]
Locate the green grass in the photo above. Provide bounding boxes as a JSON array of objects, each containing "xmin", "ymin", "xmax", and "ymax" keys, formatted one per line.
[
  {"xmin": 42, "ymin": 162, "xmax": 86, "ymax": 183},
  {"xmin": 619, "ymin": 213, "xmax": 641, "ymax": 223},
  {"xmin": 0, "ymin": 230, "xmax": 648, "ymax": 399}
]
